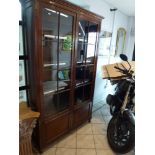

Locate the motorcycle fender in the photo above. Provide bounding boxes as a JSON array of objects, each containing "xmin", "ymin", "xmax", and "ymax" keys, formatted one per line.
[{"xmin": 123, "ymin": 110, "xmax": 135, "ymax": 126}]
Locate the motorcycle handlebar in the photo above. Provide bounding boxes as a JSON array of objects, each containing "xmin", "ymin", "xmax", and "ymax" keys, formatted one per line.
[{"xmin": 114, "ymin": 66, "xmax": 133, "ymax": 78}]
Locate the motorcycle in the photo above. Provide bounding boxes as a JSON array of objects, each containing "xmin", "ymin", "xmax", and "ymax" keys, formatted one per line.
[{"xmin": 106, "ymin": 54, "xmax": 135, "ymax": 154}]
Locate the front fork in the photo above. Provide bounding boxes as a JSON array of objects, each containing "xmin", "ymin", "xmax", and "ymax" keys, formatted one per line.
[
  {"xmin": 120, "ymin": 84, "xmax": 135, "ymax": 126},
  {"xmin": 121, "ymin": 84, "xmax": 132, "ymax": 113}
]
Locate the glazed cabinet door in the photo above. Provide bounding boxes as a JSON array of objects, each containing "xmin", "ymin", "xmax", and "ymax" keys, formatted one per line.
[
  {"xmin": 41, "ymin": 6, "xmax": 74, "ymax": 117},
  {"xmin": 75, "ymin": 19, "xmax": 98, "ymax": 105},
  {"xmin": 73, "ymin": 18, "xmax": 99, "ymax": 127}
]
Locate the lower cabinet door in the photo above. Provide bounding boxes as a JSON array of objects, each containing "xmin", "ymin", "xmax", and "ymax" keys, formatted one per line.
[
  {"xmin": 73, "ymin": 103, "xmax": 90, "ymax": 127},
  {"xmin": 44, "ymin": 113, "xmax": 69, "ymax": 144}
]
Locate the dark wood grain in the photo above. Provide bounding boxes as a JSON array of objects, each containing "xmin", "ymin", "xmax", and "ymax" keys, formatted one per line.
[{"xmin": 20, "ymin": 0, "xmax": 103, "ymax": 152}]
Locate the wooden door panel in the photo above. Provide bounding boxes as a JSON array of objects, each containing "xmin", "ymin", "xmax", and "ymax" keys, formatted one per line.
[
  {"xmin": 44, "ymin": 113, "xmax": 69, "ymax": 144},
  {"xmin": 73, "ymin": 103, "xmax": 90, "ymax": 127}
]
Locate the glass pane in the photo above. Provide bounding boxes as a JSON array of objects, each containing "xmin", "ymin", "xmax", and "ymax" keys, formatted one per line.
[
  {"xmin": 75, "ymin": 86, "xmax": 83, "ymax": 104},
  {"xmin": 78, "ymin": 20, "xmax": 89, "ymax": 43},
  {"xmin": 85, "ymin": 66, "xmax": 94, "ymax": 83},
  {"xmin": 58, "ymin": 69, "xmax": 70, "ymax": 91},
  {"xmin": 42, "ymin": 7, "xmax": 59, "ymax": 68},
  {"xmin": 43, "ymin": 68, "xmax": 58, "ymax": 94},
  {"xmin": 19, "ymin": 60, "xmax": 26, "ymax": 87},
  {"xmin": 58, "ymin": 91, "xmax": 70, "ymax": 111},
  {"xmin": 19, "ymin": 90, "xmax": 27, "ymax": 102},
  {"xmin": 44, "ymin": 91, "xmax": 70, "ymax": 116},
  {"xmin": 19, "ymin": 25, "xmax": 24, "ymax": 56},
  {"xmin": 75, "ymin": 67, "xmax": 85, "ymax": 87},
  {"xmin": 84, "ymin": 84, "xmax": 91, "ymax": 101},
  {"xmin": 77, "ymin": 43, "xmax": 87, "ymax": 65},
  {"xmin": 43, "ymin": 41, "xmax": 58, "ymax": 69},
  {"xmin": 86, "ymin": 44, "xmax": 95, "ymax": 64},
  {"xmin": 86, "ymin": 23, "xmax": 98, "ymax": 64},
  {"xmin": 88, "ymin": 23, "xmax": 97, "ymax": 45},
  {"xmin": 77, "ymin": 20, "xmax": 89, "ymax": 65},
  {"xmin": 59, "ymin": 13, "xmax": 73, "ymax": 69},
  {"xmin": 44, "ymin": 92, "xmax": 58, "ymax": 116}
]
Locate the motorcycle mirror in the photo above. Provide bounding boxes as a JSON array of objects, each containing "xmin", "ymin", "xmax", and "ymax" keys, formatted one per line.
[{"xmin": 120, "ymin": 54, "xmax": 128, "ymax": 61}]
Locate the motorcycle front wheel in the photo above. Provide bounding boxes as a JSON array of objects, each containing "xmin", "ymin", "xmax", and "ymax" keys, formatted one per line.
[{"xmin": 107, "ymin": 115, "xmax": 135, "ymax": 154}]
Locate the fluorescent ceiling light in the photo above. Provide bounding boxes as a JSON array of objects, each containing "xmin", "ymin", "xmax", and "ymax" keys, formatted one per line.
[
  {"xmin": 45, "ymin": 8, "xmax": 56, "ymax": 13},
  {"xmin": 45, "ymin": 8, "xmax": 68, "ymax": 18},
  {"xmin": 44, "ymin": 34, "xmax": 67, "ymax": 40},
  {"xmin": 60, "ymin": 13, "xmax": 68, "ymax": 18},
  {"xmin": 79, "ymin": 22, "xmax": 85, "ymax": 36}
]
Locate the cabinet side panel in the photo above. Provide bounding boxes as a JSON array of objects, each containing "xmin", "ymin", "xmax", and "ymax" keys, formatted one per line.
[
  {"xmin": 21, "ymin": 1, "xmax": 45, "ymax": 151},
  {"xmin": 22, "ymin": 4, "xmax": 36, "ymax": 109}
]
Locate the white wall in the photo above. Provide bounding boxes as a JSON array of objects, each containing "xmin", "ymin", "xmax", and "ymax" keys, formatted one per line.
[
  {"xmin": 125, "ymin": 16, "xmax": 135, "ymax": 60},
  {"xmin": 110, "ymin": 10, "xmax": 129, "ymax": 57}
]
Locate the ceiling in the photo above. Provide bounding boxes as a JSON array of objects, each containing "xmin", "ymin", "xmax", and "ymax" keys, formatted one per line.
[
  {"xmin": 103, "ymin": 0, "xmax": 135, "ymax": 16},
  {"xmin": 66, "ymin": 0, "xmax": 135, "ymax": 16}
]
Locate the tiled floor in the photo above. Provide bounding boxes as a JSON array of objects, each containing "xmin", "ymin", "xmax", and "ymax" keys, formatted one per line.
[{"xmin": 41, "ymin": 104, "xmax": 134, "ymax": 155}]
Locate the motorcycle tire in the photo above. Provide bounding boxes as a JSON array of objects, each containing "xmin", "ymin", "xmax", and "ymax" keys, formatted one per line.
[{"xmin": 107, "ymin": 115, "xmax": 135, "ymax": 154}]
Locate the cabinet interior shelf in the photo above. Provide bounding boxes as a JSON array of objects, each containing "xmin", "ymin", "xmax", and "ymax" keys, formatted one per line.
[
  {"xmin": 44, "ymin": 63, "xmax": 68, "ymax": 67},
  {"xmin": 43, "ymin": 81, "xmax": 69, "ymax": 95},
  {"xmin": 78, "ymin": 42, "xmax": 95, "ymax": 46},
  {"xmin": 75, "ymin": 80, "xmax": 91, "ymax": 88}
]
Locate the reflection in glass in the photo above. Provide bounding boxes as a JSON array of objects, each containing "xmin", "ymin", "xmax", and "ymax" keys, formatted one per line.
[
  {"xmin": 19, "ymin": 25, "xmax": 24, "ymax": 55},
  {"xmin": 77, "ymin": 20, "xmax": 89, "ymax": 65},
  {"xmin": 86, "ymin": 44, "xmax": 95, "ymax": 64},
  {"xmin": 43, "ymin": 68, "xmax": 58, "ymax": 94},
  {"xmin": 58, "ymin": 91, "xmax": 70, "ymax": 111},
  {"xmin": 42, "ymin": 7, "xmax": 73, "ymax": 115},
  {"xmin": 58, "ymin": 69, "xmax": 71, "ymax": 91},
  {"xmin": 85, "ymin": 66, "xmax": 94, "ymax": 83},
  {"xmin": 86, "ymin": 23, "xmax": 97, "ymax": 64},
  {"xmin": 75, "ymin": 67, "xmax": 84, "ymax": 86},
  {"xmin": 84, "ymin": 84, "xmax": 91, "ymax": 101},
  {"xmin": 19, "ymin": 90, "xmax": 27, "ymax": 102},
  {"xmin": 77, "ymin": 43, "xmax": 87, "ymax": 65},
  {"xmin": 44, "ymin": 91, "xmax": 70, "ymax": 116},
  {"xmin": 78, "ymin": 20, "xmax": 88, "ymax": 43},
  {"xmin": 44, "ymin": 92, "xmax": 58, "ymax": 115},
  {"xmin": 42, "ymin": 7, "xmax": 59, "ymax": 68},
  {"xmin": 75, "ymin": 86, "xmax": 83, "ymax": 104},
  {"xmin": 59, "ymin": 14, "xmax": 73, "ymax": 69},
  {"xmin": 43, "ymin": 41, "xmax": 58, "ymax": 69},
  {"xmin": 77, "ymin": 21, "xmax": 98, "ymax": 65},
  {"xmin": 19, "ymin": 60, "xmax": 26, "ymax": 87}
]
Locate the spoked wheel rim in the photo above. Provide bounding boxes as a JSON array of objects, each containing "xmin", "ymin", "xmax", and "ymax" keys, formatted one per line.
[
  {"xmin": 110, "ymin": 118, "xmax": 131, "ymax": 147},
  {"xmin": 107, "ymin": 115, "xmax": 135, "ymax": 154}
]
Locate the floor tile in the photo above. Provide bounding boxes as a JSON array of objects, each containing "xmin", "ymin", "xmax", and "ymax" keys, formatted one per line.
[
  {"xmin": 40, "ymin": 98, "xmax": 134, "ymax": 155},
  {"xmin": 55, "ymin": 148, "xmax": 76, "ymax": 155},
  {"xmin": 77, "ymin": 123, "xmax": 93, "ymax": 134},
  {"xmin": 77, "ymin": 149, "xmax": 96, "ymax": 155},
  {"xmin": 41, "ymin": 148, "xmax": 56, "ymax": 155},
  {"xmin": 94, "ymin": 135, "xmax": 110, "ymax": 149},
  {"xmin": 92, "ymin": 123, "xmax": 107, "ymax": 135},
  {"xmin": 56, "ymin": 133, "xmax": 76, "ymax": 148},
  {"xmin": 77, "ymin": 135, "xmax": 95, "ymax": 148},
  {"xmin": 100, "ymin": 105, "xmax": 111, "ymax": 116},
  {"xmin": 102, "ymin": 115, "xmax": 112, "ymax": 125},
  {"xmin": 96, "ymin": 149, "xmax": 116, "ymax": 155},
  {"xmin": 91, "ymin": 110, "xmax": 105, "ymax": 124},
  {"xmin": 117, "ymin": 149, "xmax": 135, "ymax": 155}
]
